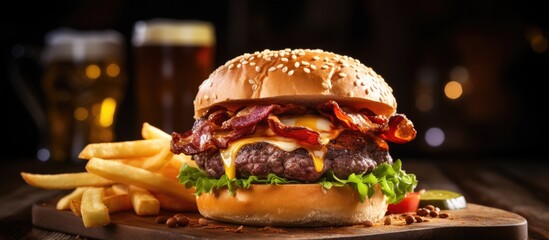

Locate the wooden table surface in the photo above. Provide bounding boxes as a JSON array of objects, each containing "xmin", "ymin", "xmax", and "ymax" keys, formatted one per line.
[{"xmin": 1, "ymin": 158, "xmax": 547, "ymax": 240}]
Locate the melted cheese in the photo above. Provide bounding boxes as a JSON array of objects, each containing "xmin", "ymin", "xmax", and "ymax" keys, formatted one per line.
[{"xmin": 220, "ymin": 115, "xmax": 342, "ymax": 179}]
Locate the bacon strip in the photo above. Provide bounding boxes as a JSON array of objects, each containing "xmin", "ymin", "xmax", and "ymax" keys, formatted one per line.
[
  {"xmin": 382, "ymin": 114, "xmax": 417, "ymax": 144},
  {"xmin": 171, "ymin": 101, "xmax": 417, "ymax": 156},
  {"xmin": 319, "ymin": 100, "xmax": 386, "ymax": 132},
  {"xmin": 222, "ymin": 105, "xmax": 277, "ymax": 130},
  {"xmin": 171, "ymin": 118, "xmax": 257, "ymax": 155},
  {"xmin": 319, "ymin": 100, "xmax": 415, "ymax": 143},
  {"xmin": 267, "ymin": 115, "xmax": 322, "ymax": 145}
]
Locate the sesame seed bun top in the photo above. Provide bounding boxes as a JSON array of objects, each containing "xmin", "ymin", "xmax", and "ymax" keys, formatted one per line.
[{"xmin": 193, "ymin": 48, "xmax": 397, "ymax": 118}]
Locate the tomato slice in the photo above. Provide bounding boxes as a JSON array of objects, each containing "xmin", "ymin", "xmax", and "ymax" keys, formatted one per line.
[{"xmin": 387, "ymin": 192, "xmax": 420, "ymax": 214}]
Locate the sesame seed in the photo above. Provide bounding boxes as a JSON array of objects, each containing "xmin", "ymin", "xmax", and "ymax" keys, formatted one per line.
[
  {"xmin": 237, "ymin": 64, "xmax": 241, "ymax": 68},
  {"xmin": 249, "ymin": 56, "xmax": 255, "ymax": 61},
  {"xmin": 304, "ymin": 68, "xmax": 311, "ymax": 73},
  {"xmin": 313, "ymin": 56, "xmax": 320, "ymax": 60},
  {"xmin": 248, "ymin": 79, "xmax": 255, "ymax": 84},
  {"xmin": 292, "ymin": 55, "xmax": 297, "ymax": 60},
  {"xmin": 242, "ymin": 61, "xmax": 248, "ymax": 65},
  {"xmin": 204, "ymin": 95, "xmax": 209, "ymax": 100},
  {"xmin": 252, "ymin": 84, "xmax": 258, "ymax": 91},
  {"xmin": 281, "ymin": 57, "xmax": 288, "ymax": 62},
  {"xmin": 250, "ymin": 62, "xmax": 256, "ymax": 66},
  {"xmin": 322, "ymin": 81, "xmax": 331, "ymax": 89},
  {"xmin": 228, "ymin": 64, "xmax": 235, "ymax": 70},
  {"xmin": 298, "ymin": 52, "xmax": 305, "ymax": 56},
  {"xmin": 301, "ymin": 61, "xmax": 310, "ymax": 66},
  {"xmin": 342, "ymin": 63, "xmax": 349, "ymax": 68},
  {"xmin": 268, "ymin": 67, "xmax": 276, "ymax": 72},
  {"xmin": 255, "ymin": 66, "xmax": 261, "ymax": 72},
  {"xmin": 282, "ymin": 66, "xmax": 288, "ymax": 73},
  {"xmin": 324, "ymin": 57, "xmax": 329, "ymax": 62},
  {"xmin": 288, "ymin": 70, "xmax": 294, "ymax": 76},
  {"xmin": 339, "ymin": 72, "xmax": 347, "ymax": 78},
  {"xmin": 277, "ymin": 64, "xmax": 284, "ymax": 69},
  {"xmin": 310, "ymin": 65, "xmax": 317, "ymax": 70},
  {"xmin": 294, "ymin": 62, "xmax": 300, "ymax": 68},
  {"xmin": 321, "ymin": 65, "xmax": 329, "ymax": 69}
]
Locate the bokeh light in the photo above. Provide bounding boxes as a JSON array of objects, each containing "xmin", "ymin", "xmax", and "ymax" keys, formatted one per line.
[
  {"xmin": 444, "ymin": 81, "xmax": 463, "ymax": 99},
  {"xmin": 86, "ymin": 64, "xmax": 101, "ymax": 79},
  {"xmin": 74, "ymin": 107, "xmax": 88, "ymax": 121},
  {"xmin": 37, "ymin": 148, "xmax": 50, "ymax": 162},
  {"xmin": 106, "ymin": 63, "xmax": 120, "ymax": 77},
  {"xmin": 425, "ymin": 127, "xmax": 445, "ymax": 147},
  {"xmin": 100, "ymin": 98, "xmax": 117, "ymax": 127}
]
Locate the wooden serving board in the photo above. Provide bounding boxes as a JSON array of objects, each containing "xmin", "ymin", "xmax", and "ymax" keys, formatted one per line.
[{"xmin": 32, "ymin": 197, "xmax": 527, "ymax": 240}]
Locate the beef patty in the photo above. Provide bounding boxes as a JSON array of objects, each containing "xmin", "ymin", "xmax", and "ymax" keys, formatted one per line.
[{"xmin": 193, "ymin": 131, "xmax": 392, "ymax": 182}]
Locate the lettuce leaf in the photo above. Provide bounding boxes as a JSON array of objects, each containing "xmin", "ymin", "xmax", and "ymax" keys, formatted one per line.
[{"xmin": 177, "ymin": 159, "xmax": 417, "ymax": 204}]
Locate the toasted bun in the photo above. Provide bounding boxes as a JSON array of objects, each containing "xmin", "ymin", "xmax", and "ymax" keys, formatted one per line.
[
  {"xmin": 196, "ymin": 184, "xmax": 387, "ymax": 227},
  {"xmin": 194, "ymin": 49, "xmax": 397, "ymax": 119}
]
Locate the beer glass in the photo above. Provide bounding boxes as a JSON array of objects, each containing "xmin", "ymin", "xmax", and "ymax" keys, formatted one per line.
[
  {"xmin": 132, "ymin": 19, "xmax": 215, "ymax": 134},
  {"xmin": 41, "ymin": 28, "xmax": 127, "ymax": 162}
]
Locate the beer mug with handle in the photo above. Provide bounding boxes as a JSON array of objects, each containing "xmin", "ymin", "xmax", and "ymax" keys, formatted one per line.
[{"xmin": 10, "ymin": 28, "xmax": 127, "ymax": 162}]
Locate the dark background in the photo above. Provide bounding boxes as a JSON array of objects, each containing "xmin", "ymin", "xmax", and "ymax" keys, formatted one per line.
[{"xmin": 2, "ymin": 0, "xmax": 547, "ymax": 162}]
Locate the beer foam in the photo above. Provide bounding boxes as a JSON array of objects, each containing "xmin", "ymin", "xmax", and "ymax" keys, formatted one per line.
[
  {"xmin": 132, "ymin": 19, "xmax": 215, "ymax": 47},
  {"xmin": 43, "ymin": 28, "xmax": 124, "ymax": 63}
]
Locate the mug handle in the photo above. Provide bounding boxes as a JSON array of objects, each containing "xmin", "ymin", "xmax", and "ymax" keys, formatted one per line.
[{"xmin": 9, "ymin": 44, "xmax": 49, "ymax": 159}]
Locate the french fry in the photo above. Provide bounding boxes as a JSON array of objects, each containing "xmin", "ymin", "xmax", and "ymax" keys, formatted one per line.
[
  {"xmin": 78, "ymin": 139, "xmax": 166, "ymax": 160},
  {"xmin": 21, "ymin": 122, "xmax": 201, "ymax": 228},
  {"xmin": 103, "ymin": 186, "xmax": 116, "ymax": 197},
  {"xmin": 20, "ymin": 172, "xmax": 113, "ymax": 190},
  {"xmin": 141, "ymin": 122, "xmax": 171, "ymax": 140},
  {"xmin": 57, "ymin": 187, "xmax": 87, "ymax": 210},
  {"xmin": 103, "ymin": 193, "xmax": 132, "ymax": 213},
  {"xmin": 70, "ymin": 193, "xmax": 132, "ymax": 216},
  {"xmin": 172, "ymin": 153, "xmax": 197, "ymax": 168},
  {"xmin": 141, "ymin": 146, "xmax": 174, "ymax": 171},
  {"xmin": 85, "ymin": 158, "xmax": 196, "ymax": 208},
  {"xmin": 111, "ymin": 184, "xmax": 128, "ymax": 195},
  {"xmin": 128, "ymin": 186, "xmax": 160, "ymax": 215},
  {"xmin": 157, "ymin": 162, "xmax": 180, "ymax": 179},
  {"xmin": 153, "ymin": 192, "xmax": 197, "ymax": 211},
  {"xmin": 81, "ymin": 187, "xmax": 110, "ymax": 227},
  {"xmin": 70, "ymin": 199, "xmax": 82, "ymax": 217}
]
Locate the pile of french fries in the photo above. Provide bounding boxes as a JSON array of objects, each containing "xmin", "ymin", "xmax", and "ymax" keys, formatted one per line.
[{"xmin": 20, "ymin": 123, "xmax": 197, "ymax": 228}]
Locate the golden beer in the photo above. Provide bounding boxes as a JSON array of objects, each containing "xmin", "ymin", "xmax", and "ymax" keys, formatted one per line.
[
  {"xmin": 41, "ymin": 29, "xmax": 126, "ymax": 161},
  {"xmin": 132, "ymin": 19, "xmax": 215, "ymax": 134}
]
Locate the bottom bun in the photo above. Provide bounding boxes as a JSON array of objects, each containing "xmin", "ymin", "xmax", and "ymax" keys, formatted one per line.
[{"xmin": 196, "ymin": 184, "xmax": 387, "ymax": 227}]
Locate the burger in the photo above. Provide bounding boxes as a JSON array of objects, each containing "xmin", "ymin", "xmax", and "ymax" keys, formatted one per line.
[{"xmin": 171, "ymin": 48, "xmax": 417, "ymax": 226}]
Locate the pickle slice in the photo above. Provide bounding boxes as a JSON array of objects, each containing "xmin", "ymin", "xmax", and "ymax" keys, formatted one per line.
[{"xmin": 419, "ymin": 189, "xmax": 467, "ymax": 210}]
